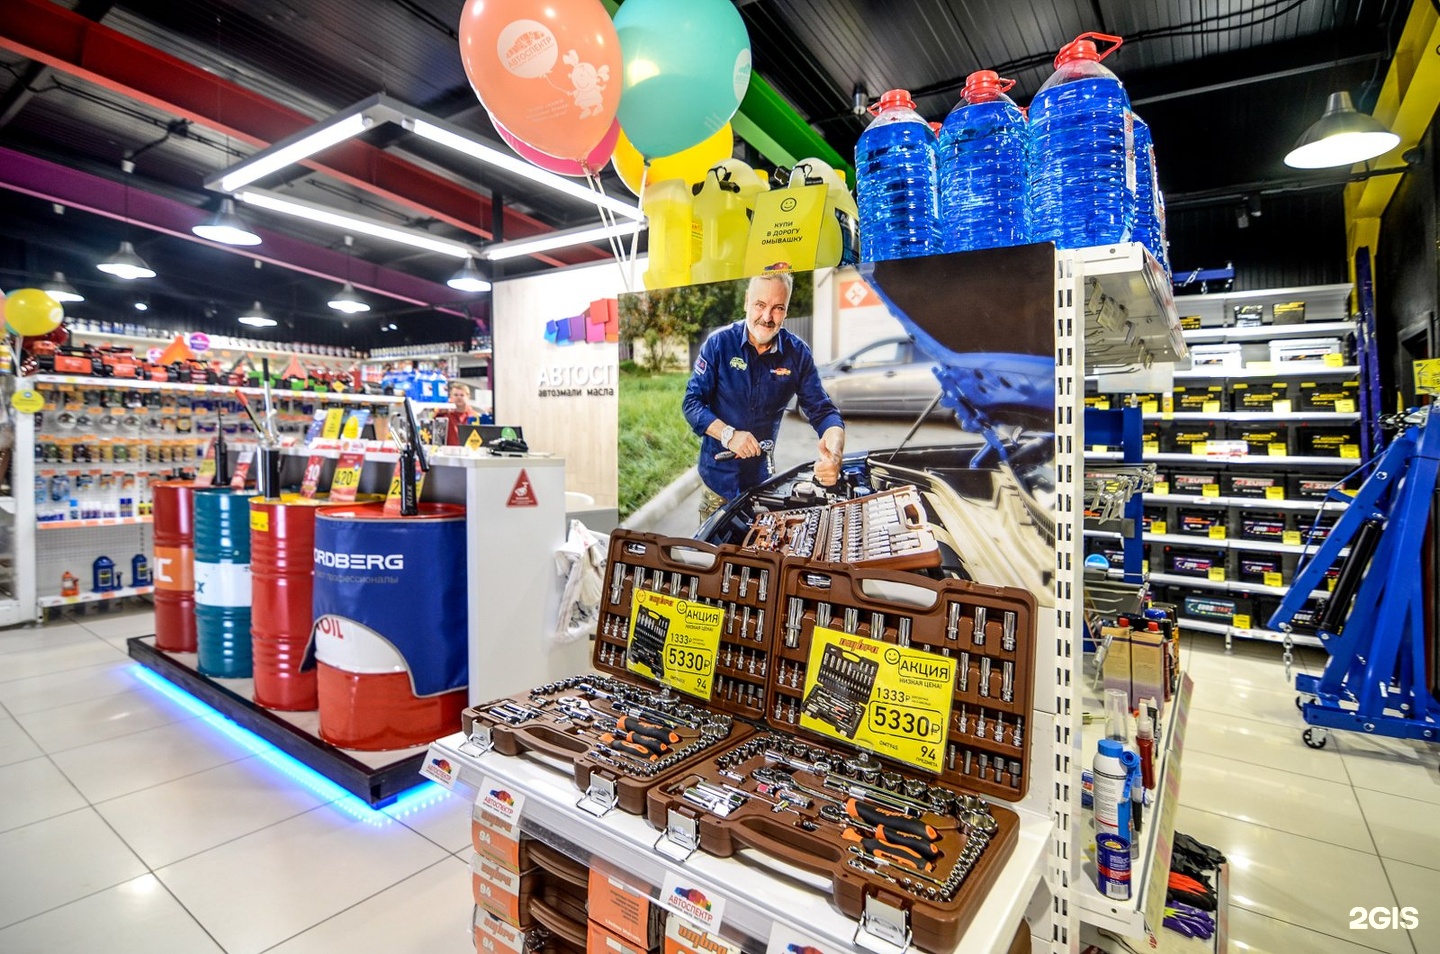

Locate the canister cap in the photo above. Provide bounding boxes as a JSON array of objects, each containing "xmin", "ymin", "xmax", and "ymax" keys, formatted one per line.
[
  {"xmin": 962, "ymin": 70, "xmax": 1016, "ymax": 103},
  {"xmin": 1055, "ymin": 32, "xmax": 1123, "ymax": 69},
  {"xmin": 870, "ymin": 89, "xmax": 917, "ymax": 114},
  {"xmin": 1097, "ymin": 738, "xmax": 1124, "ymax": 758}
]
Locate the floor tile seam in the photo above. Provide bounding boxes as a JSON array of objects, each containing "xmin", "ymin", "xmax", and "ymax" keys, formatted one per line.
[
  {"xmin": 1177, "ymin": 802, "xmax": 1386, "ymax": 860},
  {"xmin": 125, "ymin": 796, "xmax": 339, "ymax": 881},
  {"xmin": 0, "ymin": 869, "xmax": 154, "ymax": 935},
  {"xmin": 17, "ymin": 707, "xmax": 206, "ymax": 755},
  {"xmin": 1187, "ymin": 699, "xmax": 1308, "ymax": 729},
  {"xmin": 0, "ymin": 800, "xmax": 92, "ymax": 838},
  {"xmin": 1215, "ymin": 906, "xmax": 1410, "ymax": 954},
  {"xmin": 1371, "ymin": 857, "xmax": 1427, "ymax": 954},
  {"xmin": 0, "ymin": 669, "xmax": 149, "ymax": 717},
  {"xmin": 73, "ymin": 750, "xmax": 262, "ymax": 808},
  {"xmin": 250, "ymin": 855, "xmax": 462, "ymax": 954},
  {"xmin": 0, "ymin": 649, "xmax": 133, "ymax": 684},
  {"xmin": 1183, "ymin": 741, "xmax": 1369, "ymax": 792}
]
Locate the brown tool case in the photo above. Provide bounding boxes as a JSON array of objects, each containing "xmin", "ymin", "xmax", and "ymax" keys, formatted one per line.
[
  {"xmin": 740, "ymin": 484, "xmax": 943, "ymax": 571},
  {"xmin": 644, "ymin": 560, "xmax": 1038, "ymax": 954},
  {"xmin": 460, "ymin": 532, "xmax": 775, "ymax": 815}
]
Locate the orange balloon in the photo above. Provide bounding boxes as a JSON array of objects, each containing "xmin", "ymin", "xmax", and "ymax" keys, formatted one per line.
[{"xmin": 458, "ymin": 0, "xmax": 621, "ymax": 162}]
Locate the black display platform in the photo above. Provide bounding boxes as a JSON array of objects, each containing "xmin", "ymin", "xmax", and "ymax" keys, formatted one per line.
[{"xmin": 128, "ymin": 636, "xmax": 428, "ymax": 807}]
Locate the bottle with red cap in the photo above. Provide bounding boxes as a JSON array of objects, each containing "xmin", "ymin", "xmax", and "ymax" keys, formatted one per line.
[
  {"xmin": 1029, "ymin": 32, "xmax": 1135, "ymax": 249},
  {"xmin": 937, "ymin": 70, "xmax": 1030, "ymax": 253},
  {"xmin": 854, "ymin": 89, "xmax": 939, "ymax": 262}
]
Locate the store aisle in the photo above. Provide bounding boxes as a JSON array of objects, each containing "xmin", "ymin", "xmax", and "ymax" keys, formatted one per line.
[
  {"xmin": 0, "ymin": 607, "xmax": 474, "ymax": 954},
  {"xmin": 1, "ymin": 607, "xmax": 1437, "ymax": 953}
]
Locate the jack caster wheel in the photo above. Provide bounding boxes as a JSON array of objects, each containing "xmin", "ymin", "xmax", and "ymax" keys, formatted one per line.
[{"xmin": 1302, "ymin": 727, "xmax": 1328, "ymax": 749}]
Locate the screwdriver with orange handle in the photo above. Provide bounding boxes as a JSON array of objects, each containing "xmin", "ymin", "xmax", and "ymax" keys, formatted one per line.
[
  {"xmin": 614, "ymin": 716, "xmax": 682, "ymax": 745},
  {"xmin": 841, "ymin": 824, "xmax": 942, "ymax": 861},
  {"xmin": 845, "ymin": 798, "xmax": 940, "ymax": 841},
  {"xmin": 598, "ymin": 732, "xmax": 663, "ymax": 761},
  {"xmin": 840, "ymin": 830, "xmax": 937, "ymax": 871}
]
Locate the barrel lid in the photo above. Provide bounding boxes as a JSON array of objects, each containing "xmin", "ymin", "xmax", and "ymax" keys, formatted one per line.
[{"xmin": 317, "ymin": 502, "xmax": 466, "ymax": 521}]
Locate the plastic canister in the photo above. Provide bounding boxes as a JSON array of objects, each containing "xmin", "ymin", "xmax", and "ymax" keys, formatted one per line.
[
  {"xmin": 153, "ymin": 480, "xmax": 197, "ymax": 652},
  {"xmin": 937, "ymin": 70, "xmax": 1029, "ymax": 252},
  {"xmin": 1093, "ymin": 738, "xmax": 1131, "ymax": 842},
  {"xmin": 1028, "ymin": 33, "xmax": 1135, "ymax": 249},
  {"xmin": 310, "ymin": 502, "xmax": 469, "ymax": 750},
  {"xmin": 789, "ymin": 158, "xmax": 859, "ymax": 268},
  {"xmin": 249, "ymin": 497, "xmax": 327, "ymax": 711},
  {"xmin": 691, "ymin": 159, "xmax": 769, "ymax": 284},
  {"xmin": 642, "ymin": 178, "xmax": 695, "ymax": 290},
  {"xmin": 193, "ymin": 488, "xmax": 253, "ymax": 678},
  {"xmin": 855, "ymin": 89, "xmax": 939, "ymax": 261}
]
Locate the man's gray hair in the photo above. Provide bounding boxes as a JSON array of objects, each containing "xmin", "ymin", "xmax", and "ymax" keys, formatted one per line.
[{"xmin": 747, "ymin": 272, "xmax": 794, "ymax": 299}]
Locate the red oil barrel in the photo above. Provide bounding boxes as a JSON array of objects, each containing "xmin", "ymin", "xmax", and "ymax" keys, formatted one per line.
[
  {"xmin": 152, "ymin": 480, "xmax": 196, "ymax": 652},
  {"xmin": 312, "ymin": 502, "xmax": 468, "ymax": 750},
  {"xmin": 249, "ymin": 498, "xmax": 328, "ymax": 711}
]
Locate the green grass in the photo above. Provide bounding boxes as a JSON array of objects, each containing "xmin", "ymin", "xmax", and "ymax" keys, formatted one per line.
[{"xmin": 618, "ymin": 368, "xmax": 701, "ymax": 519}]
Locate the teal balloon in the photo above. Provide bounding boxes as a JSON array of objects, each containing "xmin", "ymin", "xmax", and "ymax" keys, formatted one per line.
[{"xmin": 613, "ymin": 0, "xmax": 752, "ymax": 159}]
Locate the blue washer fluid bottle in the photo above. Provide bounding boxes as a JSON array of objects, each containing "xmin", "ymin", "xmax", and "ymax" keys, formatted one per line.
[
  {"xmin": 855, "ymin": 89, "xmax": 939, "ymax": 261},
  {"xmin": 1029, "ymin": 33, "xmax": 1135, "ymax": 249},
  {"xmin": 938, "ymin": 70, "xmax": 1029, "ymax": 252},
  {"xmin": 1131, "ymin": 113, "xmax": 1168, "ymax": 270}
]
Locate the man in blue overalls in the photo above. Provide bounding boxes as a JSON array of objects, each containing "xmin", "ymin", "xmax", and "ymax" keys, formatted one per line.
[{"xmin": 683, "ymin": 273, "xmax": 845, "ymax": 519}]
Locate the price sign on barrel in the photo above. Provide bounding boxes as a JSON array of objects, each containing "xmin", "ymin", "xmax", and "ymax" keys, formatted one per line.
[{"xmin": 328, "ymin": 441, "xmax": 367, "ymax": 503}]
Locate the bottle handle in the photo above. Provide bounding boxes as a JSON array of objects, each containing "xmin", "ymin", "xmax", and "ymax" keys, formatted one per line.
[
  {"xmin": 996, "ymin": 77, "xmax": 1017, "ymax": 93},
  {"xmin": 1078, "ymin": 32, "xmax": 1124, "ymax": 60}
]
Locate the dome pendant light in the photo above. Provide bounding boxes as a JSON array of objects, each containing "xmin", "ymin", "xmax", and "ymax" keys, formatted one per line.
[
  {"xmin": 327, "ymin": 281, "xmax": 371, "ymax": 314},
  {"xmin": 1284, "ymin": 92, "xmax": 1401, "ymax": 169},
  {"xmin": 192, "ymin": 198, "xmax": 262, "ymax": 246},
  {"xmin": 42, "ymin": 272, "xmax": 84, "ymax": 303},
  {"xmin": 447, "ymin": 256, "xmax": 492, "ymax": 293},
  {"xmin": 97, "ymin": 240, "xmax": 157, "ymax": 280},
  {"xmin": 238, "ymin": 300, "xmax": 277, "ymax": 327}
]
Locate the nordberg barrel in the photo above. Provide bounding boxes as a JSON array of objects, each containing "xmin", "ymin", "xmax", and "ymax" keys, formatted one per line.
[
  {"xmin": 193, "ymin": 488, "xmax": 253, "ymax": 678},
  {"xmin": 311, "ymin": 502, "xmax": 468, "ymax": 750},
  {"xmin": 249, "ymin": 497, "xmax": 327, "ymax": 710},
  {"xmin": 152, "ymin": 480, "xmax": 196, "ymax": 652}
]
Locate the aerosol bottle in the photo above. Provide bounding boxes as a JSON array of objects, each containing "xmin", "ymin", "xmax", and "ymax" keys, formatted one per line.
[{"xmin": 1093, "ymin": 738, "xmax": 1131, "ymax": 843}]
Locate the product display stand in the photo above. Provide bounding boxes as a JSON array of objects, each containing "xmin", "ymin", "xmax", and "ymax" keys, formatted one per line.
[
  {"xmin": 1076, "ymin": 674, "xmax": 1194, "ymax": 939},
  {"xmin": 429, "ymin": 732, "xmax": 1053, "ymax": 953}
]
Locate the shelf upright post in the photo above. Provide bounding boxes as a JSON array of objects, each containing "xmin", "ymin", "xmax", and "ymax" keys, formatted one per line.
[{"xmin": 1354, "ymin": 248, "xmax": 1382, "ymax": 459}]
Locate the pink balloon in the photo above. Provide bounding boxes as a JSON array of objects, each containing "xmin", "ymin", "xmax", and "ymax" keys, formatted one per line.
[{"xmin": 493, "ymin": 117, "xmax": 620, "ymax": 177}]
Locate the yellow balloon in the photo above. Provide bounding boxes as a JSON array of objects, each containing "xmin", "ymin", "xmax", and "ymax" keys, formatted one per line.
[
  {"xmin": 612, "ymin": 123, "xmax": 734, "ymax": 195},
  {"xmin": 4, "ymin": 288, "xmax": 63, "ymax": 337}
]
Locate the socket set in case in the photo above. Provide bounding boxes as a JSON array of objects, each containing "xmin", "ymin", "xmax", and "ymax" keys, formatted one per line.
[
  {"xmin": 740, "ymin": 484, "xmax": 943, "ymax": 571},
  {"xmin": 460, "ymin": 533, "xmax": 772, "ymax": 815},
  {"xmin": 645, "ymin": 560, "xmax": 1035, "ymax": 953}
]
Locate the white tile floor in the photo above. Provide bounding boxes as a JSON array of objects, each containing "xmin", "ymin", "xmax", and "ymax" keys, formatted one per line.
[{"xmin": 0, "ymin": 606, "xmax": 1436, "ymax": 953}]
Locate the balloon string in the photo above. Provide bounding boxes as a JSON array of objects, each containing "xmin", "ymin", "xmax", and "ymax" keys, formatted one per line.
[
  {"xmin": 583, "ymin": 166, "xmax": 631, "ymax": 292},
  {"xmin": 629, "ymin": 162, "xmax": 650, "ymax": 292}
]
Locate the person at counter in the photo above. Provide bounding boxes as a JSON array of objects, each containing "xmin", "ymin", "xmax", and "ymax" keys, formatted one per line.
[{"xmin": 438, "ymin": 380, "xmax": 478, "ymax": 445}]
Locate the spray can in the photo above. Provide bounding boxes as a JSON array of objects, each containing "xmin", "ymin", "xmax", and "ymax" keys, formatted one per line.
[{"xmin": 1093, "ymin": 738, "xmax": 1131, "ymax": 842}]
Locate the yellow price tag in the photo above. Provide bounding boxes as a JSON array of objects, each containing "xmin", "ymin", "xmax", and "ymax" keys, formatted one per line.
[
  {"xmin": 250, "ymin": 510, "xmax": 270, "ymax": 533},
  {"xmin": 1091, "ymin": 445, "xmax": 1108, "ymax": 454},
  {"xmin": 800, "ymin": 626, "xmax": 954, "ymax": 773},
  {"xmin": 1143, "ymin": 441, "xmax": 1159, "ymax": 455},
  {"xmin": 1334, "ymin": 399, "xmax": 1356, "ymax": 414},
  {"xmin": 1328, "ymin": 576, "xmax": 1337, "ymax": 591},
  {"xmin": 1202, "ymin": 484, "xmax": 1220, "ymax": 498},
  {"xmin": 1162, "ymin": 396, "xmax": 1174, "ymax": 414},
  {"xmin": 1249, "ymin": 361, "xmax": 1274, "ymax": 373},
  {"xmin": 1203, "ymin": 400, "xmax": 1221, "ymax": 414},
  {"xmin": 1265, "ymin": 486, "xmax": 1285, "ymax": 500},
  {"xmin": 1340, "ymin": 444, "xmax": 1360, "ymax": 459},
  {"xmin": 1142, "ymin": 401, "xmax": 1158, "ymax": 415},
  {"xmin": 1154, "ymin": 481, "xmax": 1169, "ymax": 496},
  {"xmin": 1208, "ymin": 526, "xmax": 1227, "ymax": 540},
  {"xmin": 1207, "ymin": 567, "xmax": 1226, "ymax": 582},
  {"xmin": 1323, "ymin": 352, "xmax": 1345, "ymax": 367},
  {"xmin": 320, "ymin": 408, "xmax": 345, "ymax": 440},
  {"xmin": 1273, "ymin": 399, "xmax": 1292, "ymax": 415},
  {"xmin": 1233, "ymin": 614, "xmax": 1252, "ymax": 630},
  {"xmin": 626, "ymin": 589, "xmax": 723, "ymax": 700},
  {"xmin": 9, "ymin": 389, "xmax": 43, "ymax": 414},
  {"xmin": 1268, "ymin": 443, "xmax": 1288, "ymax": 457},
  {"xmin": 1264, "ymin": 572, "xmax": 1284, "ymax": 588},
  {"xmin": 1093, "ymin": 399, "xmax": 1111, "ymax": 411},
  {"xmin": 331, "ymin": 467, "xmax": 361, "ymax": 488},
  {"xmin": 1190, "ymin": 441, "xmax": 1209, "ymax": 455},
  {"xmin": 1152, "ymin": 521, "xmax": 1167, "ymax": 536},
  {"xmin": 1283, "ymin": 531, "xmax": 1302, "ymax": 546}
]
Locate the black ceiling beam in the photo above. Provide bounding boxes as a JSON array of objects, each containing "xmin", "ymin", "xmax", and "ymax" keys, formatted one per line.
[
  {"xmin": 0, "ymin": 0, "xmax": 115, "ymax": 129},
  {"xmin": 1123, "ymin": 30, "xmax": 1390, "ymax": 107}
]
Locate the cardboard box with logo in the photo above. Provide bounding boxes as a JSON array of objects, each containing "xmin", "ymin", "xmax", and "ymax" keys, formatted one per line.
[
  {"xmin": 588, "ymin": 868, "xmax": 666, "ymax": 950},
  {"xmin": 471, "ymin": 853, "xmax": 539, "ymax": 927},
  {"xmin": 471, "ymin": 800, "xmax": 531, "ymax": 871},
  {"xmin": 662, "ymin": 917, "xmax": 743, "ymax": 954}
]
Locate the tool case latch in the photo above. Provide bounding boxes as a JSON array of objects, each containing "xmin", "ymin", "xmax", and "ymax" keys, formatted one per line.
[
  {"xmin": 576, "ymin": 773, "xmax": 618, "ymax": 818},
  {"xmin": 460, "ymin": 724, "xmax": 494, "ymax": 756},
  {"xmin": 853, "ymin": 894, "xmax": 913, "ymax": 954},
  {"xmin": 654, "ymin": 808, "xmax": 700, "ymax": 863}
]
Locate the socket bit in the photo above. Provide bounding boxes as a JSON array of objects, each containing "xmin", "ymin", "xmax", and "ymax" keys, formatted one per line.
[
  {"xmin": 1002, "ymin": 611, "xmax": 1017, "ymax": 652},
  {"xmin": 1013, "ymin": 716, "xmax": 1024, "ymax": 748},
  {"xmin": 958, "ymin": 651, "xmax": 970, "ymax": 693},
  {"xmin": 978, "ymin": 753, "xmax": 989, "ymax": 778},
  {"xmin": 979, "ymin": 656, "xmax": 992, "ymax": 697},
  {"xmin": 669, "ymin": 572, "xmax": 682, "ymax": 596},
  {"xmin": 740, "ymin": 566, "xmax": 752, "ymax": 599},
  {"xmin": 755, "ymin": 609, "xmax": 765, "ymax": 642},
  {"xmin": 957, "ymin": 704, "xmax": 968, "ymax": 734},
  {"xmin": 742, "ymin": 605, "xmax": 751, "ymax": 639},
  {"xmin": 722, "ymin": 564, "xmax": 734, "ymax": 594},
  {"xmin": 758, "ymin": 569, "xmax": 768, "ymax": 602},
  {"xmin": 975, "ymin": 709, "xmax": 986, "ymax": 737},
  {"xmin": 898, "ymin": 617, "xmax": 912, "ymax": 648},
  {"xmin": 816, "ymin": 602, "xmax": 832, "ymax": 629},
  {"xmin": 1001, "ymin": 660, "xmax": 1015, "ymax": 703},
  {"xmin": 963, "ymin": 749, "xmax": 974, "ymax": 775},
  {"xmin": 993, "ymin": 712, "xmax": 1005, "ymax": 742},
  {"xmin": 946, "ymin": 602, "xmax": 960, "ymax": 640},
  {"xmin": 689, "ymin": 576, "xmax": 700, "ymax": 599},
  {"xmin": 870, "ymin": 612, "xmax": 885, "ymax": 639},
  {"xmin": 727, "ymin": 603, "xmax": 737, "ymax": 635},
  {"xmin": 844, "ymin": 607, "xmax": 859, "ymax": 634},
  {"xmin": 948, "ymin": 745, "xmax": 956, "ymax": 770},
  {"xmin": 973, "ymin": 606, "xmax": 987, "ymax": 645},
  {"xmin": 610, "ymin": 563, "xmax": 626, "ymax": 604},
  {"xmin": 1009, "ymin": 760, "xmax": 1022, "ymax": 787}
]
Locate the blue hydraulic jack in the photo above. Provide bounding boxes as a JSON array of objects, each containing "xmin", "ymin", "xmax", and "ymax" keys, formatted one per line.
[{"xmin": 1267, "ymin": 407, "xmax": 1440, "ymax": 751}]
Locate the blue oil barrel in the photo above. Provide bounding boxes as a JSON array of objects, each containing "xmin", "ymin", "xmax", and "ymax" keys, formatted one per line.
[
  {"xmin": 310, "ymin": 502, "xmax": 468, "ymax": 750},
  {"xmin": 194, "ymin": 488, "xmax": 253, "ymax": 678}
]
